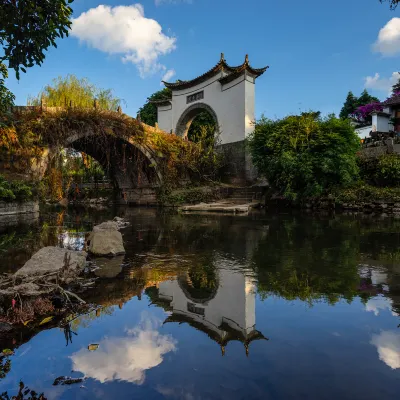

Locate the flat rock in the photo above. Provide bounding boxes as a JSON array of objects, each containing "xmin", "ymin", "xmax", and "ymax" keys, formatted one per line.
[{"xmin": 14, "ymin": 247, "xmax": 87, "ymax": 279}]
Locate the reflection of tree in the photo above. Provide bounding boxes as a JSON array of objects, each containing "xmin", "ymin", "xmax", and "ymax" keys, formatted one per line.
[
  {"xmin": 0, "ymin": 357, "xmax": 11, "ymax": 380},
  {"xmin": 181, "ymin": 264, "xmax": 219, "ymax": 303},
  {"xmin": 252, "ymin": 217, "xmax": 364, "ymax": 305}
]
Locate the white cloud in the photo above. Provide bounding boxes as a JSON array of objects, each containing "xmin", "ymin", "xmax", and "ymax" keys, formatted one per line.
[
  {"xmin": 71, "ymin": 315, "xmax": 176, "ymax": 384},
  {"xmin": 366, "ymin": 296, "xmax": 395, "ymax": 316},
  {"xmin": 71, "ymin": 4, "xmax": 176, "ymax": 77},
  {"xmin": 371, "ymin": 331, "xmax": 400, "ymax": 369},
  {"xmin": 161, "ymin": 69, "xmax": 175, "ymax": 84},
  {"xmin": 155, "ymin": 0, "xmax": 193, "ymax": 5},
  {"xmin": 373, "ymin": 18, "xmax": 400, "ymax": 56},
  {"xmin": 364, "ymin": 72, "xmax": 400, "ymax": 94}
]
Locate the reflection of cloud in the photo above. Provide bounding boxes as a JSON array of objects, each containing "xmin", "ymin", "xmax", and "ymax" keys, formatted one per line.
[
  {"xmin": 71, "ymin": 315, "xmax": 176, "ymax": 384},
  {"xmin": 371, "ymin": 331, "xmax": 400, "ymax": 369},
  {"xmin": 366, "ymin": 296, "xmax": 394, "ymax": 316}
]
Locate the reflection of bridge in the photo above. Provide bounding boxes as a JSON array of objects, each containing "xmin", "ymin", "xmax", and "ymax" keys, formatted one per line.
[{"xmin": 157, "ymin": 262, "xmax": 267, "ymax": 356}]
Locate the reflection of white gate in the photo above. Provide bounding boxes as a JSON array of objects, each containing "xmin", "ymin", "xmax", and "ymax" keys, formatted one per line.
[{"xmin": 155, "ymin": 54, "xmax": 268, "ymax": 145}]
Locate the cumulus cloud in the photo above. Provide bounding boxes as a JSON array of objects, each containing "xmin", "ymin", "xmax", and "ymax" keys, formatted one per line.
[
  {"xmin": 161, "ymin": 69, "xmax": 176, "ymax": 84},
  {"xmin": 365, "ymin": 296, "xmax": 397, "ymax": 316},
  {"xmin": 373, "ymin": 18, "xmax": 400, "ymax": 56},
  {"xmin": 71, "ymin": 316, "xmax": 176, "ymax": 384},
  {"xmin": 371, "ymin": 331, "xmax": 400, "ymax": 369},
  {"xmin": 71, "ymin": 4, "xmax": 176, "ymax": 77},
  {"xmin": 155, "ymin": 0, "xmax": 193, "ymax": 5},
  {"xmin": 364, "ymin": 72, "xmax": 400, "ymax": 94}
]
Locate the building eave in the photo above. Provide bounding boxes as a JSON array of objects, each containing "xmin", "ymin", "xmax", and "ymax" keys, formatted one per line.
[{"xmin": 163, "ymin": 53, "xmax": 268, "ymax": 91}]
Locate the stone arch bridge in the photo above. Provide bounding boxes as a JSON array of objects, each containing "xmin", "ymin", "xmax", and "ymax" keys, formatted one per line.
[{"xmin": 11, "ymin": 106, "xmax": 174, "ymax": 205}]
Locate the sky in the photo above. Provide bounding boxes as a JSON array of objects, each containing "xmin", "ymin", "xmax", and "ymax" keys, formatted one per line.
[{"xmin": 5, "ymin": 0, "xmax": 400, "ymax": 118}]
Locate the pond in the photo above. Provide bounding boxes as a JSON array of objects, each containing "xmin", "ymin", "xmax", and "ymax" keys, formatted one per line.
[{"xmin": 0, "ymin": 206, "xmax": 400, "ymax": 399}]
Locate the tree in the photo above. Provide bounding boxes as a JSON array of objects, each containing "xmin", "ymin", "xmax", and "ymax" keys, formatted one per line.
[
  {"xmin": 0, "ymin": 0, "xmax": 74, "ymax": 79},
  {"xmin": 248, "ymin": 113, "xmax": 360, "ymax": 201},
  {"xmin": 339, "ymin": 91, "xmax": 358, "ymax": 120},
  {"xmin": 380, "ymin": 0, "xmax": 399, "ymax": 9},
  {"xmin": 138, "ymin": 88, "xmax": 172, "ymax": 126},
  {"xmin": 27, "ymin": 75, "xmax": 123, "ymax": 111},
  {"xmin": 392, "ymin": 75, "xmax": 400, "ymax": 94},
  {"xmin": 0, "ymin": 64, "xmax": 15, "ymax": 115},
  {"xmin": 357, "ymin": 89, "xmax": 379, "ymax": 108}
]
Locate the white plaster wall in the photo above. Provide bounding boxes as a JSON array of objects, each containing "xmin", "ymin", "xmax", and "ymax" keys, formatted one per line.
[
  {"xmin": 157, "ymin": 72, "xmax": 256, "ymax": 145},
  {"xmin": 244, "ymin": 73, "xmax": 256, "ymax": 138},
  {"xmin": 157, "ymin": 104, "xmax": 173, "ymax": 133},
  {"xmin": 355, "ymin": 125, "xmax": 372, "ymax": 139},
  {"xmin": 377, "ymin": 117, "xmax": 391, "ymax": 132},
  {"xmin": 158, "ymin": 267, "xmax": 255, "ymax": 333}
]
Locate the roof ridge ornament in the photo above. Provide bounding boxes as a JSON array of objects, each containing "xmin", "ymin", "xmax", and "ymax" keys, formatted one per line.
[
  {"xmin": 220, "ymin": 52, "xmax": 225, "ymax": 62},
  {"xmin": 245, "ymin": 54, "xmax": 249, "ymax": 64}
]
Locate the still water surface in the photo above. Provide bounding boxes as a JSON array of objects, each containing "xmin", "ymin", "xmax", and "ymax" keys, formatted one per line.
[{"xmin": 1, "ymin": 207, "xmax": 400, "ymax": 399}]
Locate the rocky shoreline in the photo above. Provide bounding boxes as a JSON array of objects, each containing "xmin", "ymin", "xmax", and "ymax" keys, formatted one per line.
[{"xmin": 0, "ymin": 217, "xmax": 129, "ymax": 337}]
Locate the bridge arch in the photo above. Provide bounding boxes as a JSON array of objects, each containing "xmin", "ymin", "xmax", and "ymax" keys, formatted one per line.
[
  {"xmin": 64, "ymin": 130, "xmax": 163, "ymax": 190},
  {"xmin": 175, "ymin": 103, "xmax": 219, "ymax": 140}
]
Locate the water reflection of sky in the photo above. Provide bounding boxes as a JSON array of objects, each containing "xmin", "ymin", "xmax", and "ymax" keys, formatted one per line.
[
  {"xmin": 71, "ymin": 314, "xmax": 176, "ymax": 384},
  {"xmin": 1, "ymin": 209, "xmax": 400, "ymax": 399}
]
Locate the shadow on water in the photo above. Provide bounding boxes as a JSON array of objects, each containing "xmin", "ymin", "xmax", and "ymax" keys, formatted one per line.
[{"xmin": 1, "ymin": 207, "xmax": 400, "ymax": 399}]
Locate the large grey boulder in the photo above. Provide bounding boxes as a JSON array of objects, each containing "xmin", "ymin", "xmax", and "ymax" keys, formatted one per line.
[
  {"xmin": 14, "ymin": 246, "xmax": 87, "ymax": 281},
  {"xmin": 86, "ymin": 221, "xmax": 125, "ymax": 257}
]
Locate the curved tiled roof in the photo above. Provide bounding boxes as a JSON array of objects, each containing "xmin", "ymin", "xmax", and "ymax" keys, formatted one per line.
[{"xmin": 162, "ymin": 53, "xmax": 268, "ymax": 91}]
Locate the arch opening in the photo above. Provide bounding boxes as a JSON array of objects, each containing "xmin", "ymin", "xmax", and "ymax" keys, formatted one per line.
[
  {"xmin": 64, "ymin": 132, "xmax": 163, "ymax": 192},
  {"xmin": 176, "ymin": 103, "xmax": 219, "ymax": 142}
]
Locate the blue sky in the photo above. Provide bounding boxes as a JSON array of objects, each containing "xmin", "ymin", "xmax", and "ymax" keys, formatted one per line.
[{"xmin": 5, "ymin": 0, "xmax": 400, "ymax": 118}]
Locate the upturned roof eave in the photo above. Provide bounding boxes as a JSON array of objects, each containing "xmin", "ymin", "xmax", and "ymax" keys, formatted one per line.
[{"xmin": 163, "ymin": 53, "xmax": 268, "ymax": 91}]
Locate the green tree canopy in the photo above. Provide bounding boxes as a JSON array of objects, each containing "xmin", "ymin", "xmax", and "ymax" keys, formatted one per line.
[
  {"xmin": 138, "ymin": 88, "xmax": 172, "ymax": 127},
  {"xmin": 339, "ymin": 89, "xmax": 380, "ymax": 121},
  {"xmin": 28, "ymin": 75, "xmax": 123, "ymax": 111},
  {"xmin": 339, "ymin": 91, "xmax": 358, "ymax": 120},
  {"xmin": 0, "ymin": 64, "xmax": 15, "ymax": 115},
  {"xmin": 392, "ymin": 75, "xmax": 400, "ymax": 94},
  {"xmin": 248, "ymin": 113, "xmax": 360, "ymax": 201},
  {"xmin": 0, "ymin": 0, "xmax": 74, "ymax": 79},
  {"xmin": 357, "ymin": 89, "xmax": 380, "ymax": 108}
]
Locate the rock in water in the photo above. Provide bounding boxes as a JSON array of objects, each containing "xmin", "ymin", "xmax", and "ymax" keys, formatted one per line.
[
  {"xmin": 14, "ymin": 247, "xmax": 87, "ymax": 280},
  {"xmin": 86, "ymin": 221, "xmax": 125, "ymax": 257}
]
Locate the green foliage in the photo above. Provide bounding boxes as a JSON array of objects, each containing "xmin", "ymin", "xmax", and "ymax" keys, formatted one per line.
[
  {"xmin": 358, "ymin": 153, "xmax": 400, "ymax": 187},
  {"xmin": 0, "ymin": 0, "xmax": 74, "ymax": 79},
  {"xmin": 0, "ymin": 64, "xmax": 15, "ymax": 116},
  {"xmin": 0, "ymin": 175, "xmax": 34, "ymax": 202},
  {"xmin": 252, "ymin": 217, "xmax": 362, "ymax": 305},
  {"xmin": 357, "ymin": 89, "xmax": 380, "ymax": 108},
  {"xmin": 188, "ymin": 112, "xmax": 216, "ymax": 143},
  {"xmin": 138, "ymin": 88, "xmax": 172, "ymax": 126},
  {"xmin": 157, "ymin": 186, "xmax": 221, "ymax": 206},
  {"xmin": 334, "ymin": 183, "xmax": 400, "ymax": 203},
  {"xmin": 28, "ymin": 75, "xmax": 123, "ymax": 111},
  {"xmin": 374, "ymin": 154, "xmax": 400, "ymax": 186},
  {"xmin": 339, "ymin": 91, "xmax": 358, "ymax": 120},
  {"xmin": 339, "ymin": 89, "xmax": 380, "ymax": 121},
  {"xmin": 248, "ymin": 113, "xmax": 360, "ymax": 201}
]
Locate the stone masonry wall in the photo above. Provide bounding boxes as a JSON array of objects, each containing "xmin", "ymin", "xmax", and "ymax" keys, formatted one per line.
[{"xmin": 0, "ymin": 201, "xmax": 39, "ymax": 216}]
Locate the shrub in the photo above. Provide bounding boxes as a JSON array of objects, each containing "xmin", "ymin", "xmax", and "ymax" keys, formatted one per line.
[
  {"xmin": 0, "ymin": 175, "xmax": 34, "ymax": 202},
  {"xmin": 375, "ymin": 154, "xmax": 400, "ymax": 186},
  {"xmin": 357, "ymin": 153, "xmax": 400, "ymax": 187},
  {"xmin": 248, "ymin": 113, "xmax": 360, "ymax": 201}
]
